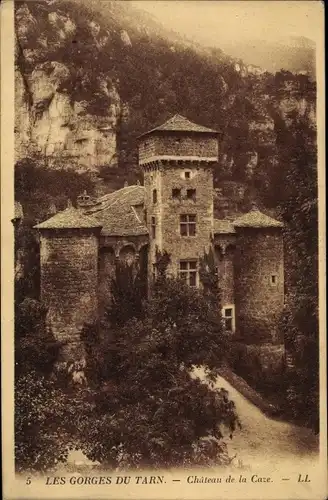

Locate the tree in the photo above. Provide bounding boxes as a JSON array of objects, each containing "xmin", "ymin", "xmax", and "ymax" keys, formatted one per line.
[
  {"xmin": 15, "ymin": 374, "xmax": 72, "ymax": 473},
  {"xmin": 106, "ymin": 260, "xmax": 145, "ymax": 327},
  {"xmin": 15, "ymin": 298, "xmax": 62, "ymax": 379},
  {"xmin": 277, "ymin": 111, "xmax": 319, "ymax": 432},
  {"xmin": 14, "ymin": 298, "xmax": 73, "ymax": 472},
  {"xmin": 79, "ymin": 251, "xmax": 238, "ymax": 468}
]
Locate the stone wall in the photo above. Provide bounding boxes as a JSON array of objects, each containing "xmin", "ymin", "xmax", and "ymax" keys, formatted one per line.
[
  {"xmin": 156, "ymin": 134, "xmax": 218, "ymax": 158},
  {"xmin": 98, "ymin": 247, "xmax": 116, "ymax": 317},
  {"xmin": 39, "ymin": 228, "xmax": 100, "ymax": 358},
  {"xmin": 139, "ymin": 133, "xmax": 218, "ymax": 163},
  {"xmin": 234, "ymin": 227, "xmax": 284, "ymax": 343},
  {"xmin": 145, "ymin": 162, "xmax": 214, "ymax": 282},
  {"xmin": 143, "ymin": 166, "xmax": 163, "ymax": 279},
  {"xmin": 139, "ymin": 136, "xmax": 157, "ymax": 164},
  {"xmin": 215, "ymin": 247, "xmax": 235, "ymax": 306}
]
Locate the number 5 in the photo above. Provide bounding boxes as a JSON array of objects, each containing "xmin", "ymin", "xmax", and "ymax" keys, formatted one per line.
[{"xmin": 26, "ymin": 477, "xmax": 31, "ymax": 485}]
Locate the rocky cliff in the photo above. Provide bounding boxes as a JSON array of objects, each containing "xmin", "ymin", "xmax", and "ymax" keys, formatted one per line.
[
  {"xmin": 15, "ymin": 1, "xmax": 122, "ymax": 173},
  {"xmin": 15, "ymin": 0, "xmax": 316, "ymax": 215}
]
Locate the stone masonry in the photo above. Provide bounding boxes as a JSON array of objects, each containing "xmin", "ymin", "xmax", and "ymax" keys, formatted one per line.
[{"xmin": 35, "ymin": 114, "xmax": 285, "ymax": 355}]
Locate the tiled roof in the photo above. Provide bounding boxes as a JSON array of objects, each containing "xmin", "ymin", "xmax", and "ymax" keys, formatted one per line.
[
  {"xmin": 34, "ymin": 207, "xmax": 103, "ymax": 230},
  {"xmin": 233, "ymin": 208, "xmax": 283, "ymax": 228},
  {"xmin": 214, "ymin": 219, "xmax": 236, "ymax": 234},
  {"xmin": 83, "ymin": 185, "xmax": 148, "ymax": 236},
  {"xmin": 139, "ymin": 114, "xmax": 218, "ymax": 137},
  {"xmin": 96, "ymin": 184, "xmax": 145, "ymax": 207},
  {"xmin": 34, "ymin": 186, "xmax": 148, "ymax": 236}
]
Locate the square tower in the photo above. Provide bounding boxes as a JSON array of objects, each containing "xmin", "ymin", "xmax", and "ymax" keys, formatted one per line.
[{"xmin": 138, "ymin": 114, "xmax": 220, "ymax": 286}]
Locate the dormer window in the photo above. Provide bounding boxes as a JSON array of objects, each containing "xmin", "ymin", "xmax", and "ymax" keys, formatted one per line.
[{"xmin": 77, "ymin": 190, "xmax": 92, "ymax": 207}]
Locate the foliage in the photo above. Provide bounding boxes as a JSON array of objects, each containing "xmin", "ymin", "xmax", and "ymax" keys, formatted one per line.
[
  {"xmin": 14, "ymin": 0, "xmax": 319, "ymax": 468},
  {"xmin": 15, "ymin": 0, "xmax": 315, "ymax": 202},
  {"xmin": 226, "ymin": 342, "xmax": 286, "ymax": 409},
  {"xmin": 14, "ymin": 224, "xmax": 40, "ymax": 302},
  {"xmin": 276, "ymin": 111, "xmax": 319, "ymax": 431},
  {"xmin": 14, "ymin": 296, "xmax": 70, "ymax": 472},
  {"xmin": 15, "ymin": 158, "xmax": 95, "ymax": 224},
  {"xmin": 105, "ymin": 260, "xmax": 145, "ymax": 327},
  {"xmin": 15, "ymin": 298, "xmax": 62, "ymax": 379},
  {"xmin": 15, "ymin": 373, "xmax": 72, "ymax": 473},
  {"xmin": 79, "ymin": 256, "xmax": 238, "ymax": 468},
  {"xmin": 199, "ymin": 247, "xmax": 220, "ymax": 307}
]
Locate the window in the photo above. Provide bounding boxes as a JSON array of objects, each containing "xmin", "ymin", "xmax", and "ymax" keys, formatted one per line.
[
  {"xmin": 152, "ymin": 263, "xmax": 157, "ymax": 281},
  {"xmin": 75, "ymin": 138, "xmax": 88, "ymax": 145},
  {"xmin": 186, "ymin": 188, "xmax": 196, "ymax": 201},
  {"xmin": 184, "ymin": 171, "xmax": 191, "ymax": 179},
  {"xmin": 222, "ymin": 305, "xmax": 235, "ymax": 332},
  {"xmin": 153, "ymin": 189, "xmax": 157, "ymax": 204},
  {"xmin": 151, "ymin": 216, "xmax": 156, "ymax": 238},
  {"xmin": 180, "ymin": 214, "xmax": 196, "ymax": 236},
  {"xmin": 179, "ymin": 260, "xmax": 197, "ymax": 287},
  {"xmin": 270, "ymin": 274, "xmax": 278, "ymax": 286},
  {"xmin": 172, "ymin": 188, "xmax": 181, "ymax": 199}
]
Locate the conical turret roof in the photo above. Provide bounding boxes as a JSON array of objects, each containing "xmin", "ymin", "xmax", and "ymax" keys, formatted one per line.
[
  {"xmin": 233, "ymin": 205, "xmax": 283, "ymax": 228},
  {"xmin": 34, "ymin": 206, "xmax": 103, "ymax": 230}
]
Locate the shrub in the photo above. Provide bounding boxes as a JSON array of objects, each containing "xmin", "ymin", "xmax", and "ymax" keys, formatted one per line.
[{"xmin": 79, "ymin": 257, "xmax": 239, "ymax": 468}]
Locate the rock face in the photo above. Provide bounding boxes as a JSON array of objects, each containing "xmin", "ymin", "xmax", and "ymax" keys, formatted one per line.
[
  {"xmin": 15, "ymin": 3, "xmax": 121, "ymax": 172},
  {"xmin": 16, "ymin": 67, "xmax": 120, "ymax": 172},
  {"xmin": 15, "ymin": 56, "xmax": 120, "ymax": 171},
  {"xmin": 14, "ymin": 0, "xmax": 316, "ymax": 190}
]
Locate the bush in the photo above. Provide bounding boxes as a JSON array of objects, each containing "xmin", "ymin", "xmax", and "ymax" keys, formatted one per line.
[
  {"xmin": 226, "ymin": 342, "xmax": 287, "ymax": 405},
  {"xmin": 15, "ymin": 373, "xmax": 71, "ymax": 473},
  {"xmin": 78, "ymin": 253, "xmax": 239, "ymax": 468},
  {"xmin": 15, "ymin": 298, "xmax": 62, "ymax": 378}
]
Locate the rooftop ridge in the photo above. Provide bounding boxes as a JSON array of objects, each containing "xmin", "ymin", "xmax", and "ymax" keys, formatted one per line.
[
  {"xmin": 138, "ymin": 114, "xmax": 219, "ymax": 138},
  {"xmin": 93, "ymin": 185, "xmax": 144, "ymax": 214},
  {"xmin": 34, "ymin": 206, "xmax": 103, "ymax": 230},
  {"xmin": 233, "ymin": 209, "xmax": 283, "ymax": 228}
]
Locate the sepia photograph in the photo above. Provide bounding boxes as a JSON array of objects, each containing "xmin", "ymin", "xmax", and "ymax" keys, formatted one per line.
[{"xmin": 1, "ymin": 0, "xmax": 326, "ymax": 498}]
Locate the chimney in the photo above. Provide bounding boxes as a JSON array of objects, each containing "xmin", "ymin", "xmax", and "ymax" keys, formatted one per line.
[{"xmin": 77, "ymin": 190, "xmax": 93, "ymax": 208}]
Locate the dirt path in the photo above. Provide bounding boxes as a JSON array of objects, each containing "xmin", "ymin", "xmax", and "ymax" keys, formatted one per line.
[
  {"xmin": 66, "ymin": 367, "xmax": 319, "ymax": 472},
  {"xmin": 192, "ymin": 366, "xmax": 319, "ymax": 469}
]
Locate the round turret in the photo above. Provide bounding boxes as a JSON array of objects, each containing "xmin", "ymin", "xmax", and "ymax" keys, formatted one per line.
[{"xmin": 233, "ymin": 206, "xmax": 284, "ymax": 343}]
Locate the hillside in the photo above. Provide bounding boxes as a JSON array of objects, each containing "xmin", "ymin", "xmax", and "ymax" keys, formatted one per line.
[
  {"xmin": 209, "ymin": 36, "xmax": 316, "ymax": 76},
  {"xmin": 15, "ymin": 0, "xmax": 316, "ymax": 221}
]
